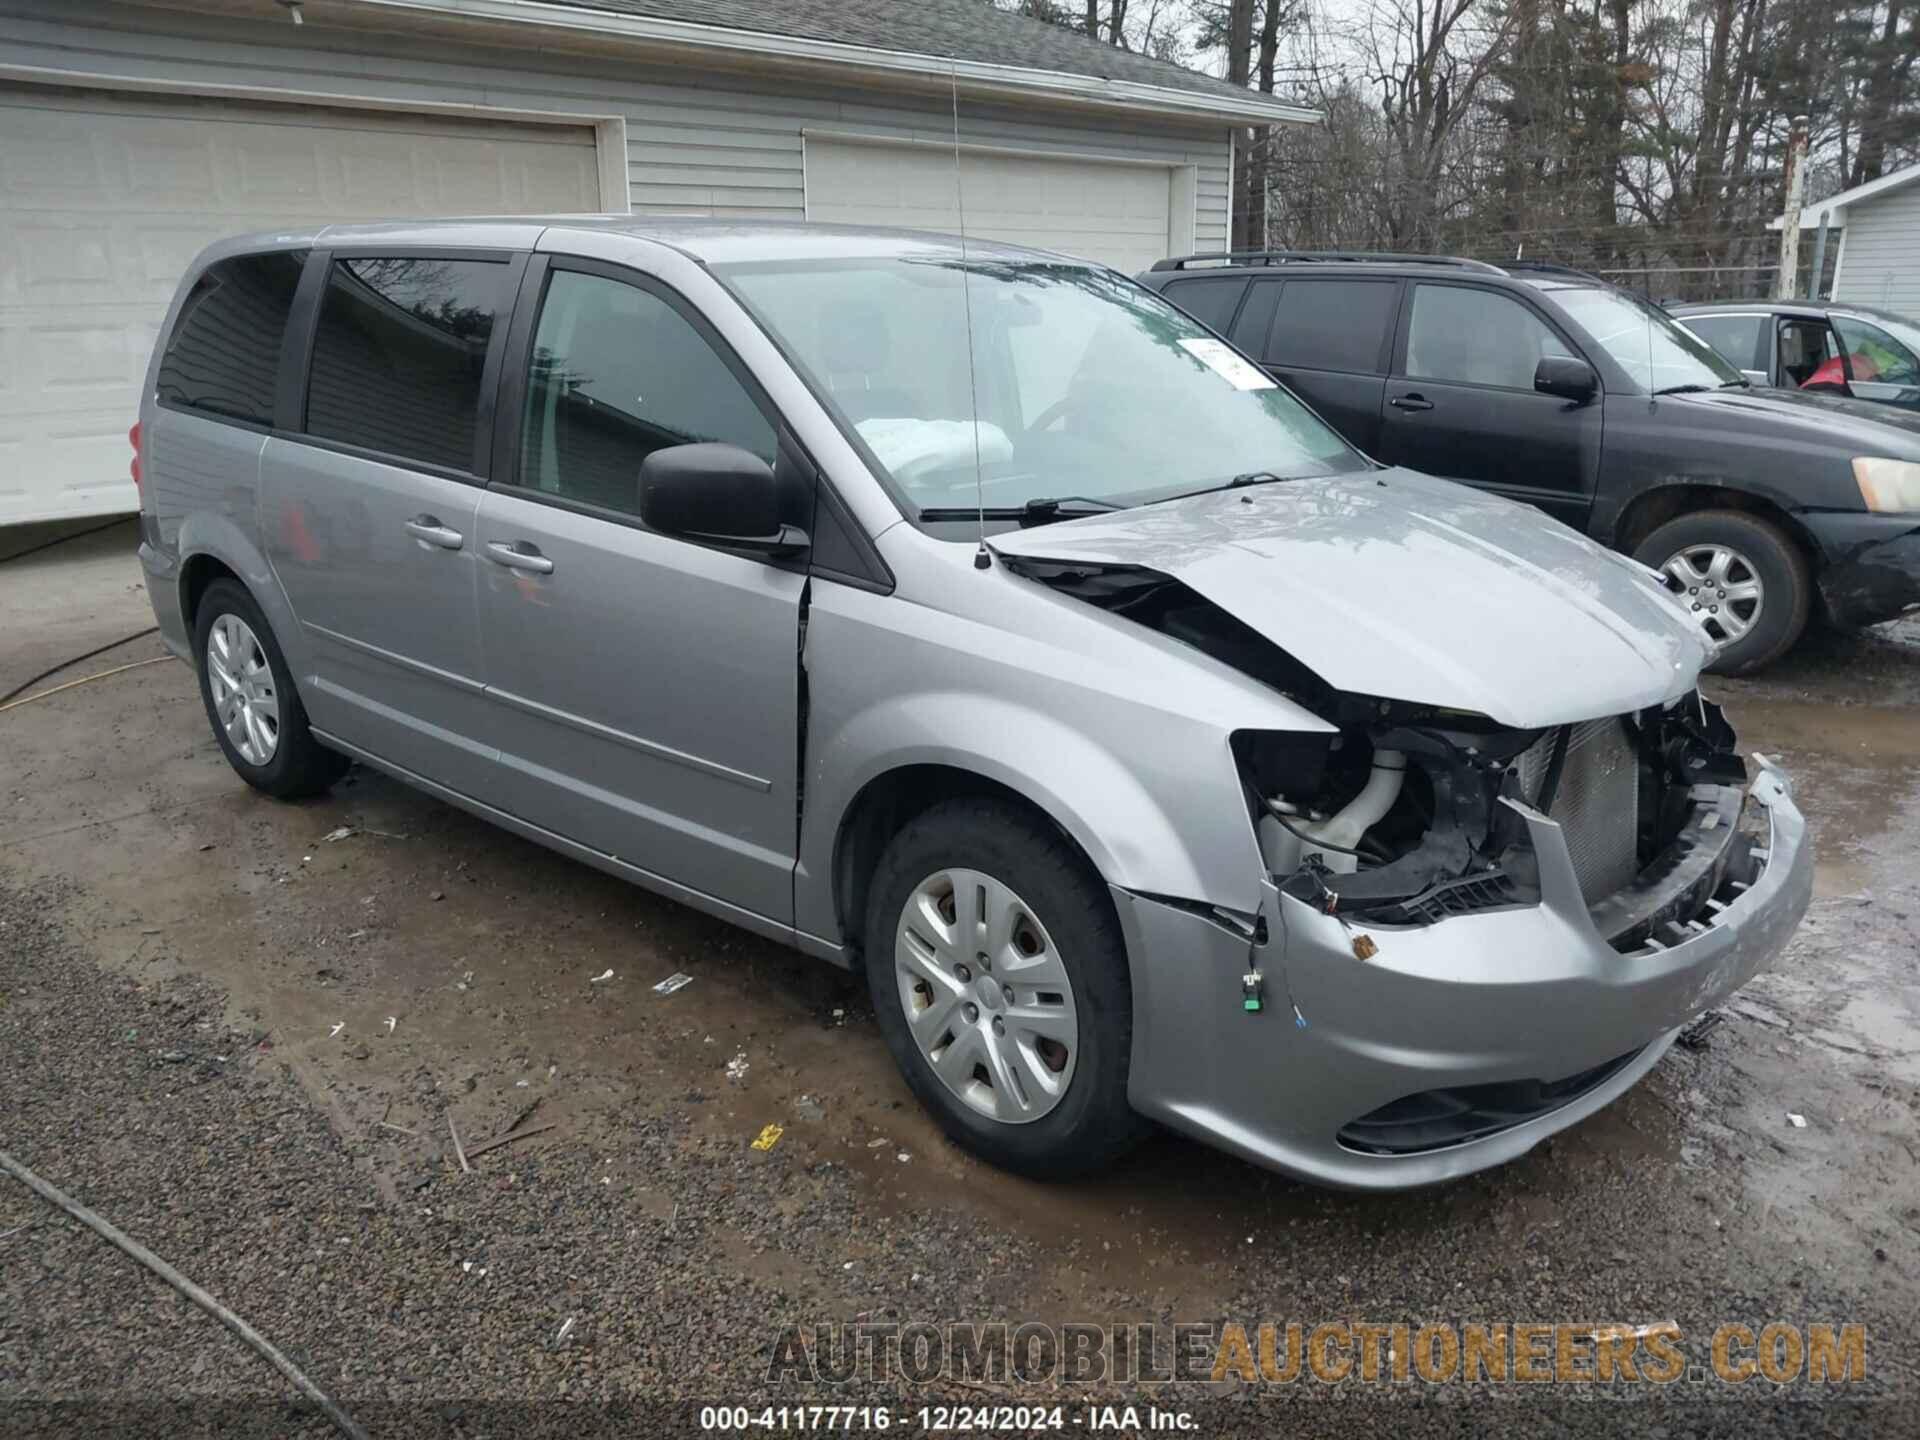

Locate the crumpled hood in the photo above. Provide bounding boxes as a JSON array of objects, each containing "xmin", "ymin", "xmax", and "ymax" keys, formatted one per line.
[{"xmin": 989, "ymin": 469, "xmax": 1711, "ymax": 728}]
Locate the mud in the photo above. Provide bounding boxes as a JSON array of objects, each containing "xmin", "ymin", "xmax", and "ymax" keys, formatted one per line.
[{"xmin": 3, "ymin": 520, "xmax": 1918, "ymax": 1432}]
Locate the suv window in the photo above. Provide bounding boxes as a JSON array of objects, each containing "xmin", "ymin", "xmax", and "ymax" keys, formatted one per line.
[
  {"xmin": 1832, "ymin": 314, "xmax": 1920, "ymax": 385},
  {"xmin": 305, "ymin": 256, "xmax": 511, "ymax": 472},
  {"xmin": 519, "ymin": 268, "xmax": 775, "ymax": 517},
  {"xmin": 1159, "ymin": 276, "xmax": 1248, "ymax": 333},
  {"xmin": 1405, "ymin": 284, "xmax": 1571, "ymax": 390},
  {"xmin": 1684, "ymin": 314, "xmax": 1765, "ymax": 371},
  {"xmin": 1267, "ymin": 279, "xmax": 1398, "ymax": 374},
  {"xmin": 156, "ymin": 251, "xmax": 307, "ymax": 426}
]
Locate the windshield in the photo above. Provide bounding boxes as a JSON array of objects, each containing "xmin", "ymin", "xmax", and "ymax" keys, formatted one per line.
[
  {"xmin": 718, "ymin": 258, "xmax": 1366, "ymax": 518},
  {"xmin": 1548, "ymin": 286, "xmax": 1742, "ymax": 392}
]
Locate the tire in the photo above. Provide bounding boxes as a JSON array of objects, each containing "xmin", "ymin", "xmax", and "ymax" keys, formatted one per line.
[
  {"xmin": 863, "ymin": 797, "xmax": 1148, "ymax": 1179},
  {"xmin": 193, "ymin": 578, "xmax": 348, "ymax": 799},
  {"xmin": 1633, "ymin": 510, "xmax": 1811, "ymax": 676}
]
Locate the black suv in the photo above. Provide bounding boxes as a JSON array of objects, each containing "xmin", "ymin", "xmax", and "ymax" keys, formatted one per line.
[
  {"xmin": 1136, "ymin": 251, "xmax": 1920, "ymax": 673},
  {"xmin": 1671, "ymin": 298, "xmax": 1920, "ymax": 413}
]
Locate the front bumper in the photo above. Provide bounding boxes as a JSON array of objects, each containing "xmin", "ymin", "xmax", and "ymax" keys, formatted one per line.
[
  {"xmin": 1806, "ymin": 511, "xmax": 1920, "ymax": 627},
  {"xmin": 1117, "ymin": 758, "xmax": 1811, "ymax": 1189}
]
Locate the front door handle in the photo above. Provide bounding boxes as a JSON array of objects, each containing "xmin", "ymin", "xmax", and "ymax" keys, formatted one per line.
[
  {"xmin": 485, "ymin": 540, "xmax": 555, "ymax": 575},
  {"xmin": 404, "ymin": 515, "xmax": 464, "ymax": 549},
  {"xmin": 1389, "ymin": 394, "xmax": 1435, "ymax": 412}
]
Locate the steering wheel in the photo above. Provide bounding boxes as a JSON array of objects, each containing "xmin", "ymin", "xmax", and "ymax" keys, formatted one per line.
[{"xmin": 1022, "ymin": 395, "xmax": 1078, "ymax": 439}]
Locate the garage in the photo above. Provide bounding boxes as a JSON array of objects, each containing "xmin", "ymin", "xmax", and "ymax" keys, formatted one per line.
[
  {"xmin": 805, "ymin": 136, "xmax": 1184, "ymax": 275},
  {"xmin": 0, "ymin": 84, "xmax": 603, "ymax": 525}
]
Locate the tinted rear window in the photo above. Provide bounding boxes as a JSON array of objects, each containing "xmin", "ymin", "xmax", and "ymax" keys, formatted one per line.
[
  {"xmin": 1266, "ymin": 279, "xmax": 1399, "ymax": 373},
  {"xmin": 1684, "ymin": 314, "xmax": 1766, "ymax": 371},
  {"xmin": 156, "ymin": 251, "xmax": 307, "ymax": 426},
  {"xmin": 1159, "ymin": 276, "xmax": 1249, "ymax": 333},
  {"xmin": 304, "ymin": 256, "xmax": 511, "ymax": 472}
]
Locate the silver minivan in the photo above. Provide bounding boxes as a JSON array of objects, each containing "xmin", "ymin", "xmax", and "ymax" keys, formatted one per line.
[{"xmin": 136, "ymin": 219, "xmax": 1812, "ymax": 1188}]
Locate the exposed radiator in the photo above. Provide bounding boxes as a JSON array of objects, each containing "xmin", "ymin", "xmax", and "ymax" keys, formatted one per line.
[{"xmin": 1517, "ymin": 718, "xmax": 1642, "ymax": 903}]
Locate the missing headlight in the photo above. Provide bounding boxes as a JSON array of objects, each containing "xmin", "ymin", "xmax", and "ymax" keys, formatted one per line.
[{"xmin": 1234, "ymin": 721, "xmax": 1544, "ymax": 924}]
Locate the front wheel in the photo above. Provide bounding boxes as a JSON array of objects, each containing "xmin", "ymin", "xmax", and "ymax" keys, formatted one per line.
[
  {"xmin": 863, "ymin": 798, "xmax": 1147, "ymax": 1179},
  {"xmin": 1634, "ymin": 510, "xmax": 1810, "ymax": 675}
]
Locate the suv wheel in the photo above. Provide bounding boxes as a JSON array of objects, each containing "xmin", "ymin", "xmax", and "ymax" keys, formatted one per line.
[
  {"xmin": 194, "ymin": 578, "xmax": 348, "ymax": 798},
  {"xmin": 863, "ymin": 798, "xmax": 1148, "ymax": 1178},
  {"xmin": 1634, "ymin": 511, "xmax": 1810, "ymax": 675}
]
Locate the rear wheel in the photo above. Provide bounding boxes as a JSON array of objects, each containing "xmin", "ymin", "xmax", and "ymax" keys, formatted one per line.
[
  {"xmin": 863, "ymin": 798, "xmax": 1147, "ymax": 1179},
  {"xmin": 194, "ymin": 578, "xmax": 347, "ymax": 798},
  {"xmin": 1634, "ymin": 510, "xmax": 1810, "ymax": 675}
]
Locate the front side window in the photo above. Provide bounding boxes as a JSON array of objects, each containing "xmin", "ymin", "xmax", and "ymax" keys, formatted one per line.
[
  {"xmin": 1682, "ymin": 314, "xmax": 1765, "ymax": 372},
  {"xmin": 1268, "ymin": 279, "xmax": 1399, "ymax": 374},
  {"xmin": 156, "ymin": 251, "xmax": 307, "ymax": 426},
  {"xmin": 304, "ymin": 256, "xmax": 510, "ymax": 472},
  {"xmin": 1545, "ymin": 284, "xmax": 1739, "ymax": 392},
  {"xmin": 1833, "ymin": 313, "xmax": 1920, "ymax": 386},
  {"xmin": 719, "ymin": 258, "xmax": 1364, "ymax": 518},
  {"xmin": 1405, "ymin": 284, "xmax": 1573, "ymax": 391},
  {"xmin": 518, "ymin": 270, "xmax": 775, "ymax": 518}
]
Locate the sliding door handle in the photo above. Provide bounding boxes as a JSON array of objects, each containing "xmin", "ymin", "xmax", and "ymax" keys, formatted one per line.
[{"xmin": 485, "ymin": 541, "xmax": 555, "ymax": 575}]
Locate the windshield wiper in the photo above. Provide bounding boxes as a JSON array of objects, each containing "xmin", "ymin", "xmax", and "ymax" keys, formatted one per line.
[
  {"xmin": 916, "ymin": 497, "xmax": 1125, "ymax": 525},
  {"xmin": 1652, "ymin": 383, "xmax": 1712, "ymax": 395},
  {"xmin": 1019, "ymin": 495, "xmax": 1124, "ymax": 519},
  {"xmin": 1717, "ymin": 378, "xmax": 1752, "ymax": 388}
]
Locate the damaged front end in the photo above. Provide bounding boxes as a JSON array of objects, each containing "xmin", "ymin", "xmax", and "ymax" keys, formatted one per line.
[
  {"xmin": 1010, "ymin": 556, "xmax": 1753, "ymax": 947},
  {"xmin": 1235, "ymin": 696, "xmax": 1752, "ymax": 950}
]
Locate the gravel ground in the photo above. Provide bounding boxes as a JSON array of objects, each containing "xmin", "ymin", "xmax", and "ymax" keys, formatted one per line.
[{"xmin": 3, "ymin": 526, "xmax": 1918, "ymax": 1438}]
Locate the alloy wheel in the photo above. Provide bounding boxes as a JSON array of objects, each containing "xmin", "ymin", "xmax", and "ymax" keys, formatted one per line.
[
  {"xmin": 1660, "ymin": 543, "xmax": 1763, "ymax": 648},
  {"xmin": 206, "ymin": 613, "xmax": 280, "ymax": 765},
  {"xmin": 893, "ymin": 868, "xmax": 1079, "ymax": 1124}
]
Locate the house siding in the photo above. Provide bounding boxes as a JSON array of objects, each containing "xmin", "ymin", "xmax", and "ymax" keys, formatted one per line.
[
  {"xmin": 1831, "ymin": 184, "xmax": 1920, "ymax": 315},
  {"xmin": 2, "ymin": 0, "xmax": 1234, "ymax": 251}
]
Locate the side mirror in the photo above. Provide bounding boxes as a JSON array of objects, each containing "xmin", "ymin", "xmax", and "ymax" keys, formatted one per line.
[
  {"xmin": 1740, "ymin": 369, "xmax": 1771, "ymax": 388},
  {"xmin": 1535, "ymin": 355, "xmax": 1599, "ymax": 404},
  {"xmin": 637, "ymin": 443, "xmax": 808, "ymax": 556}
]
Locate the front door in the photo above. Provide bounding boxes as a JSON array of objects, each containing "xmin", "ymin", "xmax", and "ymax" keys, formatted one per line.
[
  {"xmin": 1376, "ymin": 281, "xmax": 1602, "ymax": 528},
  {"xmin": 262, "ymin": 251, "xmax": 521, "ymax": 797},
  {"xmin": 475, "ymin": 259, "xmax": 805, "ymax": 924}
]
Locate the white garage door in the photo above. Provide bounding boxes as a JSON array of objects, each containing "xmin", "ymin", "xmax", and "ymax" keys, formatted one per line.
[
  {"xmin": 806, "ymin": 138, "xmax": 1177, "ymax": 275},
  {"xmin": 0, "ymin": 85, "xmax": 603, "ymax": 525}
]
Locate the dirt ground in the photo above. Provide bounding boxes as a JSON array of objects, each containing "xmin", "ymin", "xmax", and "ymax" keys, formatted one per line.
[{"xmin": 3, "ymin": 518, "xmax": 1918, "ymax": 1437}]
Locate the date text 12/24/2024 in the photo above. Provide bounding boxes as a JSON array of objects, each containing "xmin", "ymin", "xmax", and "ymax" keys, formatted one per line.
[{"xmin": 700, "ymin": 1406, "xmax": 1198, "ymax": 1432}]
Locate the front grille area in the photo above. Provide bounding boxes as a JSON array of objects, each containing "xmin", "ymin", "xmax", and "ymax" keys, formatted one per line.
[
  {"xmin": 1336, "ymin": 1049, "xmax": 1644, "ymax": 1156},
  {"xmin": 1517, "ymin": 717, "xmax": 1641, "ymax": 902}
]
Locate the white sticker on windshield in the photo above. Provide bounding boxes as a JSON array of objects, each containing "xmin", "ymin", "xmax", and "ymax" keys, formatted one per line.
[{"xmin": 1177, "ymin": 337, "xmax": 1276, "ymax": 391}]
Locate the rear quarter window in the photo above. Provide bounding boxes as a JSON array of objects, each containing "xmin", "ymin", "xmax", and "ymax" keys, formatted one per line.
[
  {"xmin": 155, "ymin": 251, "xmax": 307, "ymax": 426},
  {"xmin": 1158, "ymin": 276, "xmax": 1249, "ymax": 334},
  {"xmin": 304, "ymin": 256, "xmax": 512, "ymax": 473}
]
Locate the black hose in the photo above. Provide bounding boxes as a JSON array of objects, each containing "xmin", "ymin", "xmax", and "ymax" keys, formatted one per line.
[
  {"xmin": 0, "ymin": 517, "xmax": 133, "ymax": 566},
  {"xmin": 0, "ymin": 628, "xmax": 160, "ymax": 708}
]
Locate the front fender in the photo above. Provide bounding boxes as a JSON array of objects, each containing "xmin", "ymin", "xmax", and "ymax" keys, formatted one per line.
[{"xmin": 794, "ymin": 582, "xmax": 1299, "ymax": 945}]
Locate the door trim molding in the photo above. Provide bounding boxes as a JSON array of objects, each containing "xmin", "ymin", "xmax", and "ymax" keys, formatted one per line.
[{"xmin": 484, "ymin": 684, "xmax": 773, "ymax": 792}]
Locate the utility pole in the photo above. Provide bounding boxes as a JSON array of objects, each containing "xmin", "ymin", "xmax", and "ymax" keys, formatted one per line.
[{"xmin": 1776, "ymin": 115, "xmax": 1810, "ymax": 299}]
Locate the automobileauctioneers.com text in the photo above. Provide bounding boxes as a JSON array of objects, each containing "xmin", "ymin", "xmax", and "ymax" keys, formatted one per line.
[{"xmin": 765, "ymin": 1319, "xmax": 1866, "ymax": 1390}]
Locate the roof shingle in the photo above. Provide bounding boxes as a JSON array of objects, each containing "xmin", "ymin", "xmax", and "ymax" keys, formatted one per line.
[{"xmin": 521, "ymin": 0, "xmax": 1264, "ymax": 108}]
